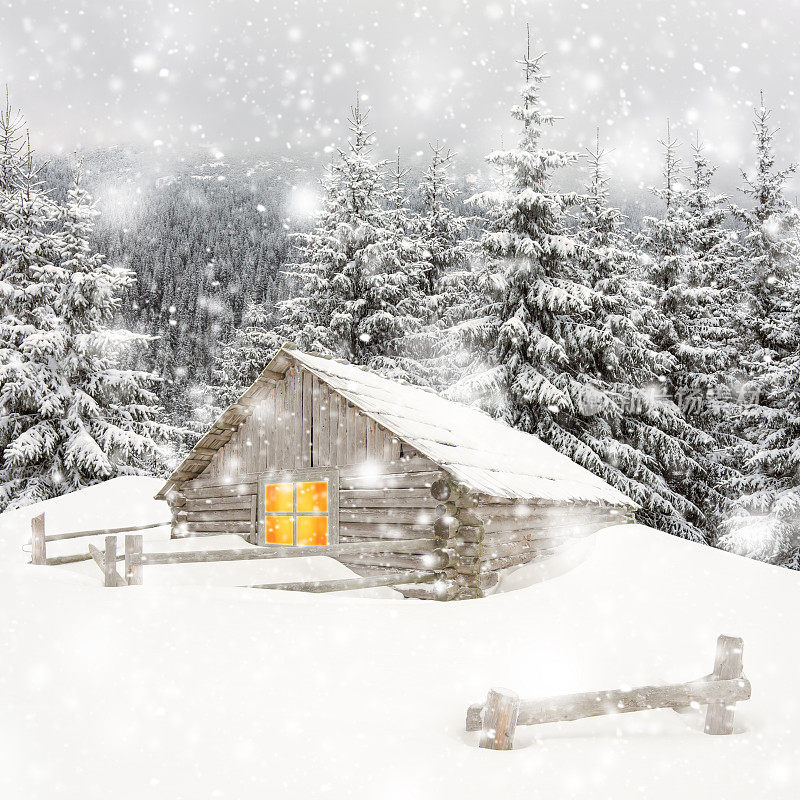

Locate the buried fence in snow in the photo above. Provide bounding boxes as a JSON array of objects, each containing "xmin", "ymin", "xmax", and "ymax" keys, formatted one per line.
[
  {"xmin": 28, "ymin": 513, "xmax": 172, "ymax": 566},
  {"xmin": 467, "ymin": 635, "xmax": 751, "ymax": 750},
  {"xmin": 29, "ymin": 513, "xmax": 444, "ymax": 594}
]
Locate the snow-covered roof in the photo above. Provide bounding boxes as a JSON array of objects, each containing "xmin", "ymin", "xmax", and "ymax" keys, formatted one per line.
[
  {"xmin": 286, "ymin": 349, "xmax": 634, "ymax": 507},
  {"xmin": 157, "ymin": 345, "xmax": 636, "ymax": 507}
]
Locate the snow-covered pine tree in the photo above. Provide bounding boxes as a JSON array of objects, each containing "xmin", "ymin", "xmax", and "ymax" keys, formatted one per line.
[
  {"xmin": 639, "ymin": 122, "xmax": 689, "ymax": 278},
  {"xmin": 364, "ymin": 148, "xmax": 427, "ymax": 383},
  {"xmin": 0, "ymin": 128, "xmax": 68, "ymax": 508},
  {"xmin": 718, "ymin": 96, "xmax": 800, "ymax": 566},
  {"xmin": 56, "ymin": 162, "xmax": 168, "ymax": 473},
  {"xmin": 636, "ymin": 124, "xmax": 730, "ymax": 536},
  {"xmin": 0, "ymin": 88, "xmax": 24, "ymax": 219},
  {"xmin": 730, "ymin": 94, "xmax": 798, "ymax": 369},
  {"xmin": 275, "ymin": 97, "xmax": 425, "ymax": 382},
  {"xmin": 640, "ymin": 131, "xmax": 739, "ymax": 418},
  {"xmin": 415, "ymin": 142, "xmax": 474, "ymax": 389},
  {"xmin": 0, "ymin": 89, "xmax": 25, "ymax": 337},
  {"xmin": 638, "ymin": 123, "xmax": 705, "ymax": 376},
  {"xmin": 716, "ymin": 316, "xmax": 800, "ymax": 568},
  {"xmin": 458, "ymin": 33, "xmax": 714, "ymax": 541},
  {"xmin": 677, "ymin": 135, "xmax": 744, "ymax": 464},
  {"xmin": 274, "ymin": 98, "xmax": 387, "ymax": 358},
  {"xmin": 0, "ymin": 148, "xmax": 167, "ymax": 510},
  {"xmin": 455, "ymin": 30, "xmax": 587, "ymax": 421},
  {"xmin": 680, "ymin": 134, "xmax": 739, "ymax": 385},
  {"xmin": 214, "ymin": 299, "xmax": 277, "ymax": 407},
  {"xmin": 572, "ymin": 129, "xmax": 719, "ymax": 539},
  {"xmin": 417, "ymin": 142, "xmax": 470, "ymax": 297}
]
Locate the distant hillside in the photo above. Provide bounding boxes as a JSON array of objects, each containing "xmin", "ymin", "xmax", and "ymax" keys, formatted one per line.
[{"xmin": 44, "ymin": 149, "xmax": 303, "ymax": 422}]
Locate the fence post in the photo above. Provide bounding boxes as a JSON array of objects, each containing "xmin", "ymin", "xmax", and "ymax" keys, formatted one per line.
[
  {"xmin": 31, "ymin": 513, "xmax": 46, "ymax": 565},
  {"xmin": 479, "ymin": 688, "xmax": 520, "ymax": 751},
  {"xmin": 104, "ymin": 536, "xmax": 118, "ymax": 588},
  {"xmin": 125, "ymin": 534, "xmax": 143, "ymax": 586},
  {"xmin": 705, "ymin": 635, "xmax": 744, "ymax": 735}
]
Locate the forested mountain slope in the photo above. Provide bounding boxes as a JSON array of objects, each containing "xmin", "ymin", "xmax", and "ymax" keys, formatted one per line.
[{"xmin": 44, "ymin": 149, "xmax": 295, "ymax": 420}]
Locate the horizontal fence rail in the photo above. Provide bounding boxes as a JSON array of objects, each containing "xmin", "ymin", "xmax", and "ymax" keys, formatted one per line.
[
  {"xmin": 30, "ymin": 513, "xmax": 171, "ymax": 566},
  {"xmin": 44, "ymin": 520, "xmax": 171, "ymax": 543},
  {"xmin": 139, "ymin": 539, "xmax": 442, "ymax": 565},
  {"xmin": 29, "ymin": 508, "xmax": 443, "ymax": 595},
  {"xmin": 246, "ymin": 571, "xmax": 436, "ymax": 593},
  {"xmin": 468, "ymin": 635, "xmax": 750, "ymax": 750}
]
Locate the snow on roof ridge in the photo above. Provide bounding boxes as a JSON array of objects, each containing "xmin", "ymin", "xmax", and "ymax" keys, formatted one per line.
[{"xmin": 282, "ymin": 345, "xmax": 455, "ymax": 398}]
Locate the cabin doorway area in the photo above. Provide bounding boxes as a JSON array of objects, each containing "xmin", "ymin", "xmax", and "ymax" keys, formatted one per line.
[{"xmin": 257, "ymin": 468, "xmax": 340, "ymax": 547}]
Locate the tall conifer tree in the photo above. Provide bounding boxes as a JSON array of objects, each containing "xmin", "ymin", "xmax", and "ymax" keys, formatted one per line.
[
  {"xmin": 719, "ymin": 96, "xmax": 800, "ymax": 564},
  {"xmin": 0, "ymin": 130, "xmax": 166, "ymax": 509},
  {"xmin": 460, "ymin": 35, "xmax": 715, "ymax": 540},
  {"xmin": 416, "ymin": 143, "xmax": 474, "ymax": 388},
  {"xmin": 275, "ymin": 97, "xmax": 425, "ymax": 381}
]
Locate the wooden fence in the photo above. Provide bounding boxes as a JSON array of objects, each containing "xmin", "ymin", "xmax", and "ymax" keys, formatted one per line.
[
  {"xmin": 29, "ymin": 513, "xmax": 441, "ymax": 594},
  {"xmin": 28, "ymin": 513, "xmax": 172, "ymax": 565},
  {"xmin": 467, "ymin": 635, "xmax": 751, "ymax": 750}
]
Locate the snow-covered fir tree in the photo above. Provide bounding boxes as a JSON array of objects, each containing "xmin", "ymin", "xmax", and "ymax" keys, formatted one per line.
[
  {"xmin": 366, "ymin": 148, "xmax": 427, "ymax": 382},
  {"xmin": 574, "ymin": 129, "xmax": 722, "ymax": 539},
  {"xmin": 0, "ymin": 89, "xmax": 24, "ymax": 219},
  {"xmin": 0, "ymin": 129, "xmax": 68, "ymax": 507},
  {"xmin": 415, "ymin": 142, "xmax": 474, "ymax": 389},
  {"xmin": 458, "ymin": 36, "xmax": 715, "ymax": 541},
  {"xmin": 275, "ymin": 98, "xmax": 426, "ymax": 382},
  {"xmin": 716, "ymin": 318, "xmax": 800, "ymax": 568},
  {"xmin": 636, "ymin": 125, "xmax": 729, "ymax": 535},
  {"xmin": 455, "ymin": 34, "xmax": 586, "ymax": 420},
  {"xmin": 0, "ymin": 140, "xmax": 167, "ymax": 510},
  {"xmin": 678, "ymin": 135, "xmax": 743, "ymax": 472},
  {"xmin": 274, "ymin": 98, "xmax": 385, "ymax": 356},
  {"xmin": 730, "ymin": 95, "xmax": 798, "ymax": 368},
  {"xmin": 214, "ymin": 299, "xmax": 277, "ymax": 407},
  {"xmin": 638, "ymin": 123, "xmax": 717, "ymax": 387},
  {"xmin": 680, "ymin": 134, "xmax": 740, "ymax": 387},
  {"xmin": 718, "ymin": 96, "xmax": 800, "ymax": 566},
  {"xmin": 417, "ymin": 142, "xmax": 470, "ymax": 297}
]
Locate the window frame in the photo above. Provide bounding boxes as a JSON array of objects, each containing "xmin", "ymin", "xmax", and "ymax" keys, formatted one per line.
[{"xmin": 257, "ymin": 467, "xmax": 340, "ymax": 548}]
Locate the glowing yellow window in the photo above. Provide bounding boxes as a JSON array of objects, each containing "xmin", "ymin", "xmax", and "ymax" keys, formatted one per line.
[{"xmin": 260, "ymin": 470, "xmax": 338, "ymax": 547}]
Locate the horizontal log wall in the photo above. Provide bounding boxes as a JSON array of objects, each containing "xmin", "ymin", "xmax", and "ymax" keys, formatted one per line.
[
  {"xmin": 169, "ymin": 438, "xmax": 443, "ymax": 588},
  {"xmin": 466, "ymin": 499, "xmax": 631, "ymax": 590}
]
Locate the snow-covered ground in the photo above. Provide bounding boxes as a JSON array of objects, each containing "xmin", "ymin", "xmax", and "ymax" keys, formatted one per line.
[{"xmin": 1, "ymin": 477, "xmax": 798, "ymax": 799}]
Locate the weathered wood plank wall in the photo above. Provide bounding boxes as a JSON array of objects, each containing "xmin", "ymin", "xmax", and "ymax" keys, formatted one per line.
[{"xmin": 201, "ymin": 367, "xmax": 407, "ymax": 481}]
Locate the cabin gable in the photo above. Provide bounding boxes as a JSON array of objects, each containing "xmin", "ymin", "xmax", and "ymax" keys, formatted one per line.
[{"xmin": 198, "ymin": 363, "xmax": 416, "ymax": 482}]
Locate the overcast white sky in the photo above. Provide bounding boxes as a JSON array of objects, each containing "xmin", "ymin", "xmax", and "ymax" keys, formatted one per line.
[{"xmin": 3, "ymin": 0, "xmax": 800, "ymax": 193}]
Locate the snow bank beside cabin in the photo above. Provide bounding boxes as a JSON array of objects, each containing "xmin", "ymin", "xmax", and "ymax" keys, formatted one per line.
[{"xmin": 1, "ymin": 478, "xmax": 799, "ymax": 799}]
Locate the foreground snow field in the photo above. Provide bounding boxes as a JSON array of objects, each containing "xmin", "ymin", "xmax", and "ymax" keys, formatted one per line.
[{"xmin": 1, "ymin": 478, "xmax": 798, "ymax": 799}]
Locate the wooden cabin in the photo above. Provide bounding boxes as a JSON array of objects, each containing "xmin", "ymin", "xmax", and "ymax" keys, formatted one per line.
[{"xmin": 155, "ymin": 346, "xmax": 636, "ymax": 599}]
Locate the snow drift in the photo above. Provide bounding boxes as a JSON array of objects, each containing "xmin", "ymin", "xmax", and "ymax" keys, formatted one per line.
[{"xmin": 1, "ymin": 477, "xmax": 798, "ymax": 799}]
